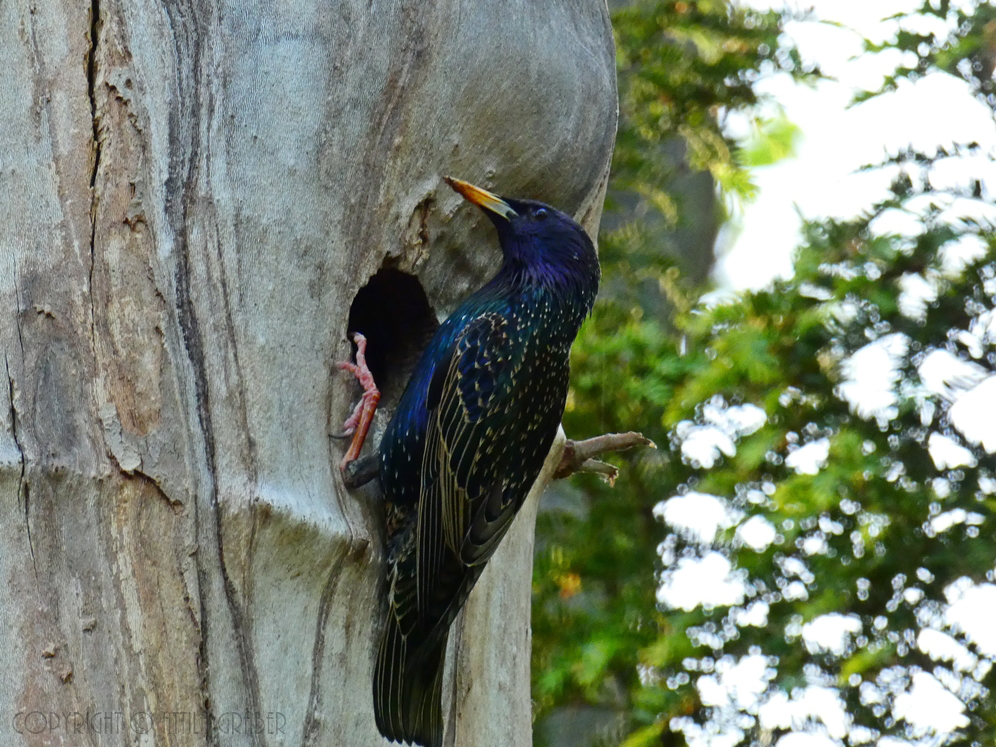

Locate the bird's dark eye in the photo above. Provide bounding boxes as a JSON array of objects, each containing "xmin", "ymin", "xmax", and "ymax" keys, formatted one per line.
[{"xmin": 534, "ymin": 207, "xmax": 548, "ymax": 220}]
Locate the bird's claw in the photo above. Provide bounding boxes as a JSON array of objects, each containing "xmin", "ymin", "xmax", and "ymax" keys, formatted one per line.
[{"xmin": 335, "ymin": 332, "xmax": 381, "ymax": 472}]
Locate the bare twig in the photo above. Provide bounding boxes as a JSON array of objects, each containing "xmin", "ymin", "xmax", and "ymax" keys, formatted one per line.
[{"xmin": 554, "ymin": 431, "xmax": 656, "ymax": 485}]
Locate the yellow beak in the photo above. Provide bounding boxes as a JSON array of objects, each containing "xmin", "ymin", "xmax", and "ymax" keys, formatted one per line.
[{"xmin": 444, "ymin": 177, "xmax": 517, "ymax": 220}]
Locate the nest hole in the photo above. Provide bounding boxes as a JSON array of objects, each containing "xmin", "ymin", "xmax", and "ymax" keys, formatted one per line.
[{"xmin": 347, "ymin": 269, "xmax": 439, "ymax": 405}]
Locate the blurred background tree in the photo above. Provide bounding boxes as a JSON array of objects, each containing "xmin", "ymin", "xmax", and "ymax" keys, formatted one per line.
[{"xmin": 532, "ymin": 2, "xmax": 996, "ymax": 746}]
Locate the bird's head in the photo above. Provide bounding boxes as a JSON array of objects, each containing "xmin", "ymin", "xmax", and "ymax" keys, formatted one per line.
[{"xmin": 444, "ymin": 177, "xmax": 599, "ymax": 294}]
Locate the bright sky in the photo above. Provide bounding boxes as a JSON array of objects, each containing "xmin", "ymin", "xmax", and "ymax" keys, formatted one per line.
[
  {"xmin": 718, "ymin": 0, "xmax": 996, "ymax": 291},
  {"xmin": 659, "ymin": 3, "xmax": 996, "ymax": 744},
  {"xmin": 719, "ymin": 0, "xmax": 996, "ymax": 451}
]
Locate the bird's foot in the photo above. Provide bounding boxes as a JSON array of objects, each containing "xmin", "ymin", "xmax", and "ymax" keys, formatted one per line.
[
  {"xmin": 335, "ymin": 332, "xmax": 381, "ymax": 472},
  {"xmin": 554, "ymin": 432, "xmax": 656, "ymax": 486}
]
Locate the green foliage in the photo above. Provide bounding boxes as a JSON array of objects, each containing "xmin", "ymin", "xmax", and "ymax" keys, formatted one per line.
[
  {"xmin": 740, "ymin": 113, "xmax": 801, "ymax": 168},
  {"xmin": 862, "ymin": 1, "xmax": 996, "ymax": 106},
  {"xmin": 533, "ymin": 1, "xmax": 996, "ymax": 745},
  {"xmin": 611, "ymin": 0, "xmax": 806, "ymax": 196},
  {"xmin": 600, "ymin": 0, "xmax": 814, "ymax": 319},
  {"xmin": 646, "ymin": 201, "xmax": 996, "ymax": 744}
]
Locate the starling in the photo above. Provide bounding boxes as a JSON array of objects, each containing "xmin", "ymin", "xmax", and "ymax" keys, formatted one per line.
[{"xmin": 338, "ymin": 177, "xmax": 600, "ymax": 747}]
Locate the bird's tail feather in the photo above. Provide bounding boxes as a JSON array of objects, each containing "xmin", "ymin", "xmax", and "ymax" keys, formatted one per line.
[{"xmin": 374, "ymin": 615, "xmax": 448, "ymax": 747}]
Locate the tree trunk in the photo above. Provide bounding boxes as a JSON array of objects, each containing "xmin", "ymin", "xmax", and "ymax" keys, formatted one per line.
[{"xmin": 0, "ymin": 1, "xmax": 616, "ymax": 745}]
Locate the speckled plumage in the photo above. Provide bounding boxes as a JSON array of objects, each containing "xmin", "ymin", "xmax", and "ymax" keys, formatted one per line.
[{"xmin": 373, "ymin": 182, "xmax": 600, "ymax": 747}]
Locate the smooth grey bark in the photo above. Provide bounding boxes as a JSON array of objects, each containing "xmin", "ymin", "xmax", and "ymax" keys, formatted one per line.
[{"xmin": 0, "ymin": 1, "xmax": 617, "ymax": 745}]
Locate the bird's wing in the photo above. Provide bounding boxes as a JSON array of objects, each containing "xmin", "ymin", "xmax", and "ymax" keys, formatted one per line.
[{"xmin": 414, "ymin": 310, "xmax": 535, "ymax": 614}]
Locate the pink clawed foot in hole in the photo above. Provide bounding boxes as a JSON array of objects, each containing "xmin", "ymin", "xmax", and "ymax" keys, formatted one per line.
[{"xmin": 336, "ymin": 332, "xmax": 381, "ymax": 470}]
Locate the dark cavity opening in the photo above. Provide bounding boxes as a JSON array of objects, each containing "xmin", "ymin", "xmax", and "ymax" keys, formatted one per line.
[{"xmin": 347, "ymin": 269, "xmax": 439, "ymax": 406}]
